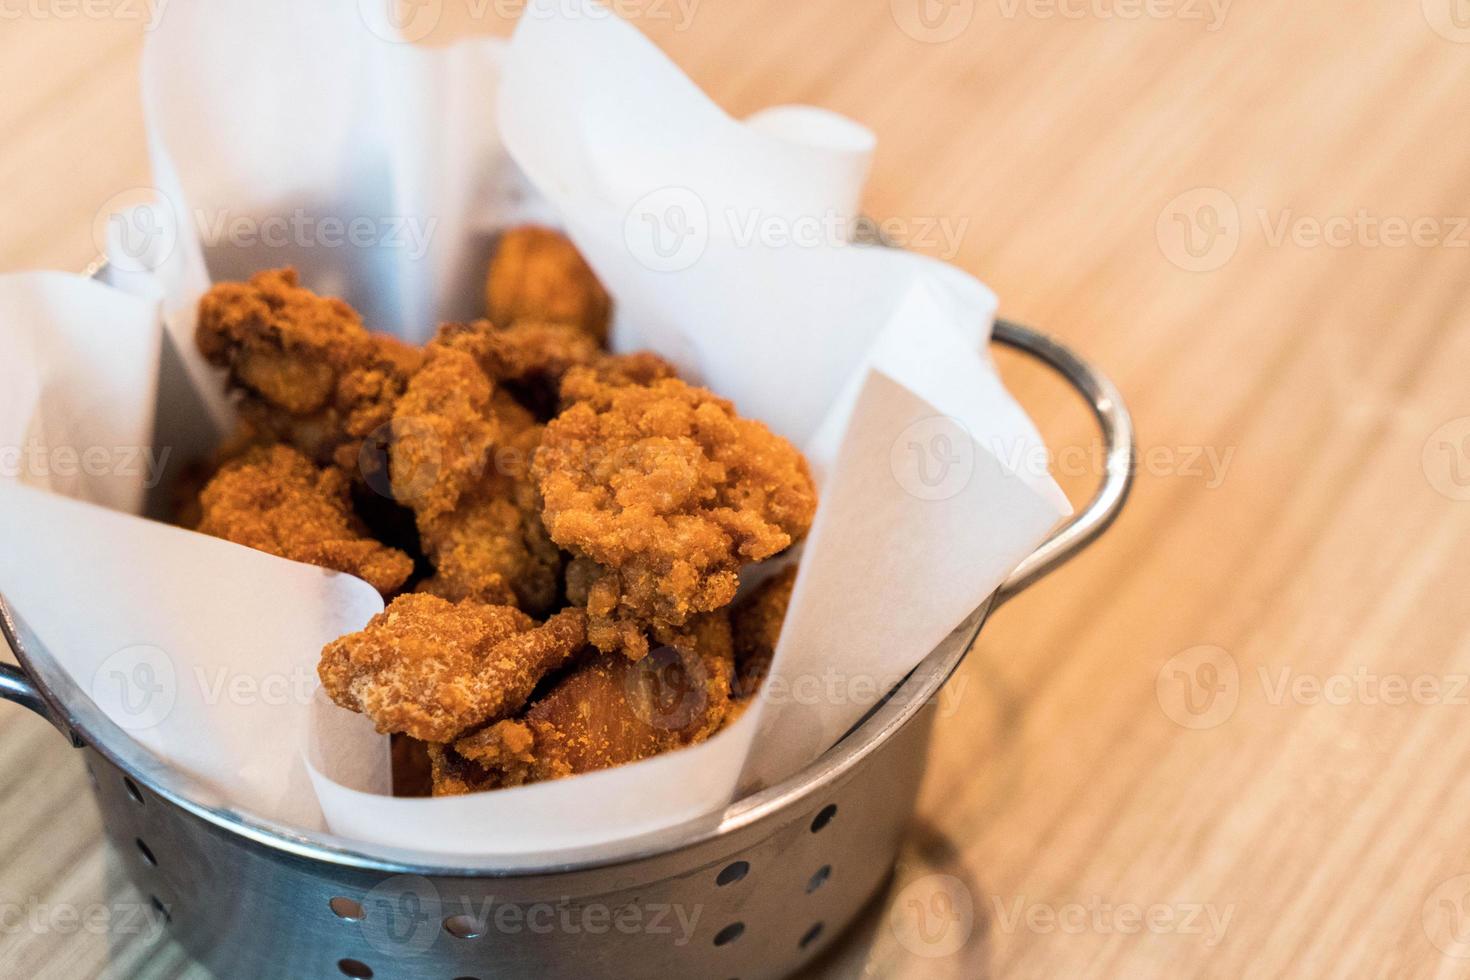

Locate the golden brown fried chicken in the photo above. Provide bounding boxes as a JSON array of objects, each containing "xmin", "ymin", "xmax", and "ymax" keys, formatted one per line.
[
  {"xmin": 196, "ymin": 445, "xmax": 413, "ymax": 595},
  {"xmin": 434, "ymin": 319, "xmax": 602, "ymax": 420},
  {"xmin": 558, "ymin": 352, "xmax": 679, "ymax": 409},
  {"xmin": 389, "ymin": 346, "xmax": 502, "ymax": 522},
  {"xmin": 731, "ymin": 566, "xmax": 797, "ymax": 701},
  {"xmin": 486, "ymin": 225, "xmax": 612, "ymax": 344},
  {"xmin": 319, "ymin": 596, "xmax": 587, "ymax": 743},
  {"xmin": 196, "ymin": 268, "xmax": 421, "ymax": 472},
  {"xmin": 534, "ymin": 376, "xmax": 817, "ymax": 658},
  {"xmin": 428, "ymin": 611, "xmax": 734, "ymax": 793},
  {"xmin": 390, "ymin": 346, "xmax": 562, "ymax": 613}
]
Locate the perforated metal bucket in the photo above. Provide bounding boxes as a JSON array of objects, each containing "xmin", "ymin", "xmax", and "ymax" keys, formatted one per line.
[{"xmin": 0, "ymin": 320, "xmax": 1132, "ymax": 980}]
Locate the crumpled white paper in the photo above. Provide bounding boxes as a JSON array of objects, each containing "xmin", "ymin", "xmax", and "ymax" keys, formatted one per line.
[{"xmin": 0, "ymin": 0, "xmax": 1068, "ymax": 856}]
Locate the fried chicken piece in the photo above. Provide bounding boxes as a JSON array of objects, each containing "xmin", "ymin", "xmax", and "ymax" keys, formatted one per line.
[
  {"xmin": 391, "ymin": 348, "xmax": 562, "ymax": 613},
  {"xmin": 196, "ymin": 445, "xmax": 413, "ymax": 595},
  {"xmin": 434, "ymin": 318, "xmax": 601, "ymax": 419},
  {"xmin": 429, "ymin": 611, "xmax": 735, "ymax": 793},
  {"xmin": 486, "ymin": 225, "xmax": 612, "ymax": 344},
  {"xmin": 197, "ymin": 268, "xmax": 421, "ymax": 473},
  {"xmin": 558, "ymin": 352, "xmax": 679, "ymax": 409},
  {"xmin": 389, "ymin": 346, "xmax": 502, "ymax": 522},
  {"xmin": 534, "ymin": 376, "xmax": 817, "ymax": 658},
  {"xmin": 319, "ymin": 596, "xmax": 587, "ymax": 743},
  {"xmin": 731, "ymin": 566, "xmax": 797, "ymax": 700}
]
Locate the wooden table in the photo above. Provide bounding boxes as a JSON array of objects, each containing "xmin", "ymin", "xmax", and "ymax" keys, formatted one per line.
[{"xmin": 4, "ymin": 2, "xmax": 1469, "ymax": 977}]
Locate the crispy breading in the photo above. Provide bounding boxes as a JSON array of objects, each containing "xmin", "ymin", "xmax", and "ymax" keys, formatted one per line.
[
  {"xmin": 389, "ymin": 346, "xmax": 502, "ymax": 522},
  {"xmin": 485, "ymin": 225, "xmax": 612, "ymax": 344},
  {"xmin": 196, "ymin": 268, "xmax": 421, "ymax": 472},
  {"xmin": 318, "ymin": 596, "xmax": 586, "ymax": 743},
  {"xmin": 429, "ymin": 611, "xmax": 734, "ymax": 793},
  {"xmin": 437, "ymin": 319, "xmax": 601, "ymax": 386},
  {"xmin": 534, "ymin": 376, "xmax": 817, "ymax": 658},
  {"xmin": 558, "ymin": 351, "xmax": 679, "ymax": 409},
  {"xmin": 391, "ymin": 347, "xmax": 562, "ymax": 613},
  {"xmin": 196, "ymin": 444, "xmax": 413, "ymax": 595},
  {"xmin": 731, "ymin": 566, "xmax": 797, "ymax": 700}
]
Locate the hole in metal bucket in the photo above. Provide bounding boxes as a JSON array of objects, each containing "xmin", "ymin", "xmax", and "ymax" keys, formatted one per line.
[
  {"xmin": 135, "ymin": 839, "xmax": 157, "ymax": 867},
  {"xmin": 329, "ymin": 897, "xmax": 363, "ymax": 921},
  {"xmin": 806, "ymin": 865, "xmax": 831, "ymax": 893},
  {"xmin": 800, "ymin": 922, "xmax": 825, "ymax": 949},
  {"xmin": 337, "ymin": 959, "xmax": 373, "ymax": 978},
  {"xmin": 124, "ymin": 777, "xmax": 144, "ymax": 805},
  {"xmin": 810, "ymin": 804, "xmax": 837, "ymax": 833},
  {"xmin": 716, "ymin": 861, "xmax": 749, "ymax": 886},
  {"xmin": 149, "ymin": 896, "xmax": 170, "ymax": 924},
  {"xmin": 444, "ymin": 914, "xmax": 483, "ymax": 940},
  {"xmin": 713, "ymin": 922, "xmax": 745, "ymax": 946}
]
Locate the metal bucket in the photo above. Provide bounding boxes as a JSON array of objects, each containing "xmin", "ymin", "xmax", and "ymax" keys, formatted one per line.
[{"xmin": 0, "ymin": 319, "xmax": 1133, "ymax": 980}]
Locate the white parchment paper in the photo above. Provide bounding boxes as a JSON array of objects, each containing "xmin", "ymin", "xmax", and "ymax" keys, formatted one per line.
[{"xmin": 0, "ymin": 0, "xmax": 1069, "ymax": 855}]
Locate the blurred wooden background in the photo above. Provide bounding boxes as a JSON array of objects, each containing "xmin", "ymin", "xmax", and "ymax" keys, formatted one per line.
[{"xmin": 4, "ymin": 1, "xmax": 1470, "ymax": 977}]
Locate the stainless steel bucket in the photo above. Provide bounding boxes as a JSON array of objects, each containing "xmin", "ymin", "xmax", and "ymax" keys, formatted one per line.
[{"xmin": 0, "ymin": 319, "xmax": 1133, "ymax": 980}]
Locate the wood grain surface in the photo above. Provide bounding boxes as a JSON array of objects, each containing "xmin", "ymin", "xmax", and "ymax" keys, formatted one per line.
[{"xmin": 3, "ymin": 2, "xmax": 1470, "ymax": 977}]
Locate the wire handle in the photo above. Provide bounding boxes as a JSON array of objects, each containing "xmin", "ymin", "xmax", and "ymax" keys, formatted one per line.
[{"xmin": 991, "ymin": 319, "xmax": 1135, "ymax": 606}]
